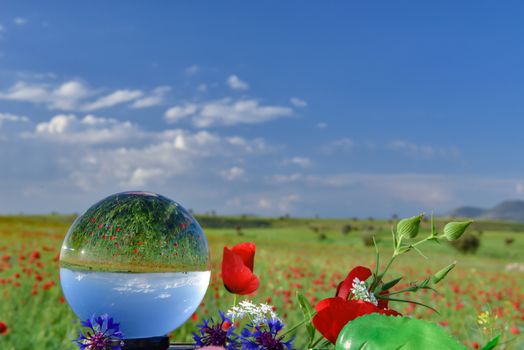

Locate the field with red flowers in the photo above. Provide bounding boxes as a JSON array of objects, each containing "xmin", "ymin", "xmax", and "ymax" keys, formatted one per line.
[{"xmin": 0, "ymin": 215, "xmax": 522, "ymax": 349}]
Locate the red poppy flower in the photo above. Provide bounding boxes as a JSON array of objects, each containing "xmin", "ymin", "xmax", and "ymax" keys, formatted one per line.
[
  {"xmin": 221, "ymin": 242, "xmax": 259, "ymax": 295},
  {"xmin": 312, "ymin": 266, "xmax": 401, "ymax": 344},
  {"xmin": 0, "ymin": 321, "xmax": 7, "ymax": 335}
]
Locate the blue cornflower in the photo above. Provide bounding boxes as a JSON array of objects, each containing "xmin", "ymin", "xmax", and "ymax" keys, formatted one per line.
[
  {"xmin": 74, "ymin": 314, "xmax": 124, "ymax": 350},
  {"xmin": 240, "ymin": 318, "xmax": 294, "ymax": 350},
  {"xmin": 192, "ymin": 311, "xmax": 240, "ymax": 350}
]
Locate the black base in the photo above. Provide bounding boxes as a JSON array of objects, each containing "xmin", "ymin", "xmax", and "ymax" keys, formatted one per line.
[{"xmin": 122, "ymin": 336, "xmax": 170, "ymax": 350}]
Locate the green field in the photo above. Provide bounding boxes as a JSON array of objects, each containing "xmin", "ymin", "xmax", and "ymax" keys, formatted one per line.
[{"xmin": 0, "ymin": 215, "xmax": 522, "ymax": 349}]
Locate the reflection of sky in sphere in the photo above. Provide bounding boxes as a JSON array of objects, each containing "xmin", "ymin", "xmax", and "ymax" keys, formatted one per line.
[
  {"xmin": 60, "ymin": 268, "xmax": 210, "ymax": 338},
  {"xmin": 59, "ymin": 191, "xmax": 210, "ymax": 273}
]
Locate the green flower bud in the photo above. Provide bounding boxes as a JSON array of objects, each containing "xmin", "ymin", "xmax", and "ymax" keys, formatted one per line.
[
  {"xmin": 432, "ymin": 262, "xmax": 456, "ymax": 284},
  {"xmin": 397, "ymin": 214, "xmax": 424, "ymax": 239},
  {"xmin": 443, "ymin": 220, "xmax": 473, "ymax": 241},
  {"xmin": 381, "ymin": 277, "xmax": 402, "ymax": 291}
]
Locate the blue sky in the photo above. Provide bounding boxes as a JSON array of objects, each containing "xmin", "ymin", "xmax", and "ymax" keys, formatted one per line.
[{"xmin": 1, "ymin": 1, "xmax": 524, "ymax": 217}]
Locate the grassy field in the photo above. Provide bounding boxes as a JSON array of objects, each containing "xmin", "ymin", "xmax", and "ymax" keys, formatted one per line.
[{"xmin": 0, "ymin": 214, "xmax": 522, "ymax": 349}]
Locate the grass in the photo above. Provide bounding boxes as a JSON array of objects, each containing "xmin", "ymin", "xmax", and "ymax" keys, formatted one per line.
[{"xmin": 0, "ymin": 214, "xmax": 522, "ymax": 349}]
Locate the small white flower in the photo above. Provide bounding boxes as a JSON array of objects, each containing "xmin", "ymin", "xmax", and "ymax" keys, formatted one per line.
[
  {"xmin": 226, "ymin": 300, "xmax": 280, "ymax": 324},
  {"xmin": 350, "ymin": 278, "xmax": 378, "ymax": 306}
]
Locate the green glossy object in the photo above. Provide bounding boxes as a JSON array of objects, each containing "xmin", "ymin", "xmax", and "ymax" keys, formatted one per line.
[{"xmin": 335, "ymin": 314, "xmax": 467, "ymax": 350}]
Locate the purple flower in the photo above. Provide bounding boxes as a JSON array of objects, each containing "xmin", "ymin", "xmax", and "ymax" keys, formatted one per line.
[
  {"xmin": 240, "ymin": 318, "xmax": 294, "ymax": 350},
  {"xmin": 74, "ymin": 314, "xmax": 124, "ymax": 350},
  {"xmin": 193, "ymin": 311, "xmax": 240, "ymax": 350}
]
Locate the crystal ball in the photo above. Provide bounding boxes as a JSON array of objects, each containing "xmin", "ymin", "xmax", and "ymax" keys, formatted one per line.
[{"xmin": 59, "ymin": 191, "xmax": 210, "ymax": 339}]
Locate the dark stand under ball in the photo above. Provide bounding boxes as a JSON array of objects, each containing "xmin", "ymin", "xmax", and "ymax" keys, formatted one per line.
[{"xmin": 121, "ymin": 337, "xmax": 196, "ymax": 350}]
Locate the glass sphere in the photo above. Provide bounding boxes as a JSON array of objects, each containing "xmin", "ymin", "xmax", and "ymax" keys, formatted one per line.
[{"xmin": 59, "ymin": 191, "xmax": 210, "ymax": 339}]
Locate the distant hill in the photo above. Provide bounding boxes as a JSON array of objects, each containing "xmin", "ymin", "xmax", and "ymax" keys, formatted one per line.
[
  {"xmin": 451, "ymin": 200, "xmax": 524, "ymax": 223},
  {"xmin": 450, "ymin": 206, "xmax": 486, "ymax": 218}
]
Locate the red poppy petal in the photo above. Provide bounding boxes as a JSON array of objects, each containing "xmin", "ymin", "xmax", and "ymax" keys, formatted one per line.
[
  {"xmin": 221, "ymin": 247, "xmax": 259, "ymax": 295},
  {"xmin": 231, "ymin": 242, "xmax": 256, "ymax": 271},
  {"xmin": 336, "ymin": 266, "xmax": 373, "ymax": 299},
  {"xmin": 379, "ymin": 308, "xmax": 402, "ymax": 316},
  {"xmin": 315, "ymin": 297, "xmax": 337, "ymax": 312},
  {"xmin": 313, "ymin": 298, "xmax": 378, "ymax": 344},
  {"xmin": 313, "ymin": 298, "xmax": 353, "ymax": 343},
  {"xmin": 313, "ymin": 298, "xmax": 397, "ymax": 344}
]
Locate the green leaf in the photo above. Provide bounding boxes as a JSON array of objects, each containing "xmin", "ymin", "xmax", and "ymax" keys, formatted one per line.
[
  {"xmin": 480, "ymin": 335, "xmax": 500, "ymax": 350},
  {"xmin": 432, "ymin": 262, "xmax": 456, "ymax": 284},
  {"xmin": 296, "ymin": 292, "xmax": 316, "ymax": 344},
  {"xmin": 312, "ymin": 340, "xmax": 332, "ymax": 350},
  {"xmin": 335, "ymin": 314, "xmax": 467, "ymax": 350},
  {"xmin": 381, "ymin": 276, "xmax": 402, "ymax": 291},
  {"xmin": 431, "ymin": 213, "xmax": 437, "ymax": 236}
]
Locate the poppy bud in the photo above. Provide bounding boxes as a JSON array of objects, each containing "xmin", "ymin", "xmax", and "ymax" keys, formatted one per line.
[
  {"xmin": 397, "ymin": 214, "xmax": 424, "ymax": 239},
  {"xmin": 432, "ymin": 262, "xmax": 456, "ymax": 284},
  {"xmin": 443, "ymin": 221, "xmax": 473, "ymax": 241}
]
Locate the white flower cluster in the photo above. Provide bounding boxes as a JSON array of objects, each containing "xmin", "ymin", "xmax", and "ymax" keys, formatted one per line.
[
  {"xmin": 226, "ymin": 300, "xmax": 280, "ymax": 324},
  {"xmin": 350, "ymin": 277, "xmax": 378, "ymax": 306}
]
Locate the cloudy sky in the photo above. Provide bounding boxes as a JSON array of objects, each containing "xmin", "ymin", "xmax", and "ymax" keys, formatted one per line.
[{"xmin": 1, "ymin": 1, "xmax": 524, "ymax": 217}]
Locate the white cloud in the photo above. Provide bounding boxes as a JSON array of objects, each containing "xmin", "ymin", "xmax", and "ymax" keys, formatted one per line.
[
  {"xmin": 277, "ymin": 194, "xmax": 301, "ymax": 212},
  {"xmin": 0, "ymin": 80, "xmax": 93, "ymax": 110},
  {"xmin": 197, "ymin": 98, "xmax": 292, "ymax": 127},
  {"xmin": 165, "ymin": 104, "xmax": 197, "ymax": 123},
  {"xmin": 131, "ymin": 86, "xmax": 171, "ymax": 109},
  {"xmin": 14, "ymin": 17, "xmax": 28, "ymax": 25},
  {"xmin": 1, "ymin": 81, "xmax": 52, "ymax": 103},
  {"xmin": 220, "ymin": 166, "xmax": 245, "ymax": 181},
  {"xmin": 164, "ymin": 98, "xmax": 293, "ymax": 127},
  {"xmin": 0, "ymin": 24, "xmax": 5, "ymax": 32},
  {"xmin": 26, "ymin": 114, "xmax": 141, "ymax": 144},
  {"xmin": 82, "ymin": 89, "xmax": 143, "ymax": 111},
  {"xmin": 226, "ymin": 193, "xmax": 301, "ymax": 214},
  {"xmin": 185, "ymin": 65, "xmax": 201, "ymax": 75},
  {"xmin": 516, "ymin": 183, "xmax": 524, "ymax": 195},
  {"xmin": 128, "ymin": 167, "xmax": 165, "ymax": 187},
  {"xmin": 0, "ymin": 80, "xmax": 162, "ymax": 112},
  {"xmin": 322, "ymin": 138, "xmax": 354, "ymax": 154},
  {"xmin": 389, "ymin": 140, "xmax": 460, "ymax": 159},
  {"xmin": 197, "ymin": 84, "xmax": 208, "ymax": 92},
  {"xmin": 270, "ymin": 173, "xmax": 303, "ymax": 184},
  {"xmin": 285, "ymin": 156, "xmax": 311, "ymax": 168},
  {"xmin": 65, "ymin": 129, "xmax": 268, "ymax": 190},
  {"xmin": 227, "ymin": 75, "xmax": 249, "ymax": 91},
  {"xmin": 257, "ymin": 198, "xmax": 271, "ymax": 209},
  {"xmin": 198, "ymin": 98, "xmax": 283, "ymax": 127},
  {"xmin": 53, "ymin": 81, "xmax": 92, "ymax": 109},
  {"xmin": 290, "ymin": 97, "xmax": 307, "ymax": 107},
  {"xmin": 317, "ymin": 122, "xmax": 328, "ymax": 129},
  {"xmin": 0, "ymin": 113, "xmax": 29, "ymax": 126},
  {"xmin": 35, "ymin": 114, "xmax": 75, "ymax": 134}
]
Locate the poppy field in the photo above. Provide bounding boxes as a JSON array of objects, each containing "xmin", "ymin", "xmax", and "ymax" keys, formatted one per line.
[{"xmin": 0, "ymin": 214, "xmax": 522, "ymax": 349}]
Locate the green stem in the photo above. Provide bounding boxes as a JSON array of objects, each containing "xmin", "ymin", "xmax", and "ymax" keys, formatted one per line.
[
  {"xmin": 379, "ymin": 288, "xmax": 416, "ymax": 297},
  {"xmin": 231, "ymin": 294, "xmax": 238, "ymax": 321},
  {"xmin": 371, "ymin": 236, "xmax": 380, "ymax": 290},
  {"xmin": 281, "ymin": 316, "xmax": 312, "ymax": 337},
  {"xmin": 373, "ymin": 255, "xmax": 397, "ymax": 292},
  {"xmin": 410, "ymin": 233, "xmax": 444, "ymax": 249},
  {"xmin": 382, "ymin": 255, "xmax": 397, "ymax": 276},
  {"xmin": 378, "ymin": 296, "xmax": 439, "ymax": 313},
  {"xmin": 310, "ymin": 335, "xmax": 325, "ymax": 348},
  {"xmin": 410, "ymin": 237, "xmax": 431, "ymax": 248}
]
